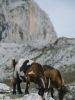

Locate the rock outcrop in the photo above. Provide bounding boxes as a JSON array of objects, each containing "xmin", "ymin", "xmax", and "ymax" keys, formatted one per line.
[{"xmin": 0, "ymin": 0, "xmax": 57, "ymax": 46}]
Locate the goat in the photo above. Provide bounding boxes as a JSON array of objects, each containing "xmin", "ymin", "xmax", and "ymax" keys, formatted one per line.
[
  {"xmin": 12, "ymin": 58, "xmax": 34, "ymax": 94},
  {"xmin": 23, "ymin": 62, "xmax": 47, "ymax": 99},
  {"xmin": 43, "ymin": 65, "xmax": 68, "ymax": 100}
]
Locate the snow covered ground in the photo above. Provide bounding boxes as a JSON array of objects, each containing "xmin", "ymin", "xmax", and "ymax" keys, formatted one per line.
[
  {"xmin": 0, "ymin": 83, "xmax": 10, "ymax": 93},
  {"xmin": 0, "ymin": 93, "xmax": 54, "ymax": 100},
  {"xmin": 0, "ymin": 83, "xmax": 75, "ymax": 100},
  {"xmin": 0, "ymin": 83, "xmax": 54, "ymax": 100}
]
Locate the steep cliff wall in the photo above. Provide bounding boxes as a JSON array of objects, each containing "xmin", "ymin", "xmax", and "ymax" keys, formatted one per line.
[{"xmin": 0, "ymin": 0, "xmax": 57, "ymax": 46}]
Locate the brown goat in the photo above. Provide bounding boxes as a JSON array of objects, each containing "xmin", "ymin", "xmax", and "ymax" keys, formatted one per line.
[
  {"xmin": 25, "ymin": 63, "xmax": 47, "ymax": 99},
  {"xmin": 43, "ymin": 65, "xmax": 68, "ymax": 100}
]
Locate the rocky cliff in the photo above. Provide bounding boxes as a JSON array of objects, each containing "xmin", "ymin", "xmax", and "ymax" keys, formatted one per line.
[
  {"xmin": 0, "ymin": 37, "xmax": 75, "ymax": 80},
  {"xmin": 0, "ymin": 0, "xmax": 57, "ymax": 46},
  {"xmin": 0, "ymin": 37, "xmax": 75, "ymax": 100}
]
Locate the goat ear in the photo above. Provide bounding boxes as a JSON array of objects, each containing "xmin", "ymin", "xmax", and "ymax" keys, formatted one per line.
[
  {"xmin": 25, "ymin": 60, "xmax": 29, "ymax": 64},
  {"xmin": 20, "ymin": 60, "xmax": 29, "ymax": 72}
]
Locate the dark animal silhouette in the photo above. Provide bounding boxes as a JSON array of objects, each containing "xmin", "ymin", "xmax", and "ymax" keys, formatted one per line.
[{"xmin": 43, "ymin": 65, "xmax": 68, "ymax": 100}]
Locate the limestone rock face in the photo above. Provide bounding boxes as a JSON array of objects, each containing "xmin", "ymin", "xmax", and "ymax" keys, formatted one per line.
[
  {"xmin": 0, "ymin": 0, "xmax": 57, "ymax": 45},
  {"xmin": 0, "ymin": 37, "xmax": 75, "ymax": 81}
]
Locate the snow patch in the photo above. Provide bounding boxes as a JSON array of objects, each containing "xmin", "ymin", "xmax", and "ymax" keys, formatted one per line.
[{"xmin": 0, "ymin": 83, "xmax": 10, "ymax": 93}]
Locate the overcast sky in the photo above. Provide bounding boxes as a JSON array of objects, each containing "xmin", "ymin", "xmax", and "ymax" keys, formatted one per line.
[{"xmin": 36, "ymin": 0, "xmax": 75, "ymax": 38}]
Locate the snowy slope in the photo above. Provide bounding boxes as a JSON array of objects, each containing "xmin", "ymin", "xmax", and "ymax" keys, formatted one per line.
[
  {"xmin": 0, "ymin": 83, "xmax": 75, "ymax": 100},
  {"xmin": 0, "ymin": 37, "xmax": 75, "ymax": 80},
  {"xmin": 0, "ymin": 83, "xmax": 54, "ymax": 100},
  {"xmin": 0, "ymin": 93, "xmax": 54, "ymax": 100}
]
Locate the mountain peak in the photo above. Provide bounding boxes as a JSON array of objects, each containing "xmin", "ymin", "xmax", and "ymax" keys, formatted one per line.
[{"xmin": 0, "ymin": 0, "xmax": 57, "ymax": 46}]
